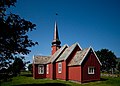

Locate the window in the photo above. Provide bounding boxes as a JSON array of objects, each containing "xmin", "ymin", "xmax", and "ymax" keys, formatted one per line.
[
  {"xmin": 47, "ymin": 64, "xmax": 49, "ymax": 74},
  {"xmin": 58, "ymin": 62, "xmax": 62, "ymax": 73},
  {"xmin": 38, "ymin": 65, "xmax": 44, "ymax": 74},
  {"xmin": 88, "ymin": 67, "xmax": 95, "ymax": 74}
]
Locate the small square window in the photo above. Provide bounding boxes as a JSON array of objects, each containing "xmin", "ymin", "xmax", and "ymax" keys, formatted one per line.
[
  {"xmin": 58, "ymin": 62, "xmax": 62, "ymax": 73},
  {"xmin": 38, "ymin": 65, "xmax": 44, "ymax": 74},
  {"xmin": 88, "ymin": 67, "xmax": 95, "ymax": 74}
]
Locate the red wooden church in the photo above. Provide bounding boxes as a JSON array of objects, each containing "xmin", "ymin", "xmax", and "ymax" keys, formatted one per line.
[{"xmin": 33, "ymin": 22, "xmax": 101, "ymax": 83}]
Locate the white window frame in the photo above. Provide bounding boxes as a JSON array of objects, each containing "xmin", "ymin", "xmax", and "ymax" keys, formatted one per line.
[
  {"xmin": 58, "ymin": 62, "xmax": 62, "ymax": 73},
  {"xmin": 38, "ymin": 65, "xmax": 44, "ymax": 74},
  {"xmin": 88, "ymin": 67, "xmax": 95, "ymax": 74},
  {"xmin": 46, "ymin": 64, "xmax": 49, "ymax": 74}
]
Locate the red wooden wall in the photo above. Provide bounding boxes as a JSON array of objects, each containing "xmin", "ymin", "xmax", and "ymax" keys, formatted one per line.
[
  {"xmin": 46, "ymin": 63, "xmax": 51, "ymax": 79},
  {"xmin": 66, "ymin": 45, "xmax": 81, "ymax": 81},
  {"xmin": 55, "ymin": 61, "xmax": 66, "ymax": 80},
  {"xmin": 55, "ymin": 45, "xmax": 81, "ymax": 81},
  {"xmin": 81, "ymin": 51, "xmax": 100, "ymax": 83},
  {"xmin": 33, "ymin": 64, "xmax": 46, "ymax": 79},
  {"xmin": 33, "ymin": 46, "xmax": 101, "ymax": 83},
  {"xmin": 46, "ymin": 63, "xmax": 55, "ymax": 79},
  {"xmin": 68, "ymin": 66, "xmax": 82, "ymax": 82}
]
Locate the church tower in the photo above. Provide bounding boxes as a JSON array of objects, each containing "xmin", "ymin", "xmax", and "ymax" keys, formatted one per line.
[{"xmin": 51, "ymin": 21, "xmax": 61, "ymax": 55}]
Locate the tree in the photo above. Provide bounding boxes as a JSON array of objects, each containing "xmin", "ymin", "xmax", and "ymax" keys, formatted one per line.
[
  {"xmin": 117, "ymin": 62, "xmax": 120, "ymax": 73},
  {"xmin": 10, "ymin": 57, "xmax": 24, "ymax": 76},
  {"xmin": 0, "ymin": 0, "xmax": 38, "ymax": 78},
  {"xmin": 96, "ymin": 49, "xmax": 117, "ymax": 73},
  {"xmin": 28, "ymin": 63, "xmax": 33, "ymax": 74}
]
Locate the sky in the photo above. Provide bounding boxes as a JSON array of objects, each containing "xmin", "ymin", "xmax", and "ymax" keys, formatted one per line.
[{"xmin": 8, "ymin": 0, "xmax": 120, "ymax": 63}]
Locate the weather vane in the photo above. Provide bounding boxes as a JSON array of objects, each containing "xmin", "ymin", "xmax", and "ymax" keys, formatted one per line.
[
  {"xmin": 56, "ymin": 13, "xmax": 58, "ymax": 15},
  {"xmin": 55, "ymin": 12, "xmax": 58, "ymax": 21}
]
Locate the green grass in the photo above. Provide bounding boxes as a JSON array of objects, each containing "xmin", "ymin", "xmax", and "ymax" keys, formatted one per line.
[{"xmin": 1, "ymin": 72, "xmax": 120, "ymax": 86}]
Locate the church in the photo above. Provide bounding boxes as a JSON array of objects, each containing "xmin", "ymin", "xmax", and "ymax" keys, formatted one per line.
[{"xmin": 33, "ymin": 22, "xmax": 101, "ymax": 83}]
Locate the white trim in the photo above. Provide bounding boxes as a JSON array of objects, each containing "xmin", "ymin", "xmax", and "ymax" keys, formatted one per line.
[
  {"xmin": 46, "ymin": 64, "xmax": 49, "ymax": 74},
  {"xmin": 90, "ymin": 47, "xmax": 102, "ymax": 65},
  {"xmin": 58, "ymin": 62, "xmax": 62, "ymax": 73},
  {"xmin": 50, "ymin": 44, "xmax": 68, "ymax": 63},
  {"xmin": 79, "ymin": 46, "xmax": 102, "ymax": 65},
  {"xmin": 66, "ymin": 44, "xmax": 69, "ymax": 47},
  {"xmin": 38, "ymin": 65, "xmax": 44, "ymax": 74},
  {"xmin": 88, "ymin": 67, "xmax": 95, "ymax": 74},
  {"xmin": 76, "ymin": 42, "xmax": 82, "ymax": 50},
  {"xmin": 33, "ymin": 55, "xmax": 35, "ymax": 64},
  {"xmin": 64, "ymin": 42, "xmax": 82, "ymax": 60},
  {"xmin": 79, "ymin": 47, "xmax": 90, "ymax": 65}
]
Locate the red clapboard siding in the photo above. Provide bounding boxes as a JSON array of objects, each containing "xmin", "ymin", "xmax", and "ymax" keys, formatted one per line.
[
  {"xmin": 68, "ymin": 66, "xmax": 82, "ymax": 82},
  {"xmin": 56, "ymin": 61, "xmax": 66, "ymax": 80},
  {"xmin": 82, "ymin": 51, "xmax": 100, "ymax": 83},
  {"xmin": 33, "ymin": 64, "xmax": 46, "ymax": 79}
]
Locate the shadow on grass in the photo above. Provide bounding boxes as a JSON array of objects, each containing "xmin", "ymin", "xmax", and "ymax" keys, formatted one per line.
[
  {"xmin": 12, "ymin": 83, "xmax": 71, "ymax": 86},
  {"xmin": 21, "ymin": 74, "xmax": 32, "ymax": 77},
  {"xmin": 100, "ymin": 78, "xmax": 108, "ymax": 81}
]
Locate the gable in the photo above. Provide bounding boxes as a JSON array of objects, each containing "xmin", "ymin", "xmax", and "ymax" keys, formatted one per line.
[
  {"xmin": 47, "ymin": 44, "xmax": 68, "ymax": 63},
  {"xmin": 80, "ymin": 47, "xmax": 102, "ymax": 66},
  {"xmin": 56, "ymin": 42, "xmax": 82, "ymax": 62},
  {"xmin": 68, "ymin": 47, "xmax": 102, "ymax": 66},
  {"xmin": 68, "ymin": 48, "xmax": 89, "ymax": 66}
]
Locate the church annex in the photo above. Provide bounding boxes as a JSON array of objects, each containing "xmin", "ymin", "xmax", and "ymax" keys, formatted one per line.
[{"xmin": 33, "ymin": 22, "xmax": 101, "ymax": 83}]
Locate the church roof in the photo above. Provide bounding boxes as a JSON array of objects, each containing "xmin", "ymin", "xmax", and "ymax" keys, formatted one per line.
[
  {"xmin": 47, "ymin": 44, "xmax": 68, "ymax": 63},
  {"xmin": 56, "ymin": 43, "xmax": 82, "ymax": 62},
  {"xmin": 33, "ymin": 56, "xmax": 50, "ymax": 64},
  {"xmin": 68, "ymin": 47, "xmax": 102, "ymax": 66},
  {"xmin": 68, "ymin": 48, "xmax": 89, "ymax": 66},
  {"xmin": 33, "ymin": 44, "xmax": 101, "ymax": 66}
]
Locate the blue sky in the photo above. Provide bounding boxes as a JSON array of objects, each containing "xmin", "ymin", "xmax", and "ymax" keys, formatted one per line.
[{"xmin": 8, "ymin": 0, "xmax": 120, "ymax": 62}]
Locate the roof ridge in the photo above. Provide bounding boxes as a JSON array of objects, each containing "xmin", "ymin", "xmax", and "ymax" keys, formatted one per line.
[
  {"xmin": 47, "ymin": 44, "xmax": 68, "ymax": 63},
  {"xmin": 68, "ymin": 47, "xmax": 90, "ymax": 66},
  {"xmin": 64, "ymin": 42, "xmax": 82, "ymax": 60},
  {"xmin": 89, "ymin": 46, "xmax": 102, "ymax": 65},
  {"xmin": 79, "ymin": 47, "xmax": 90, "ymax": 65},
  {"xmin": 79, "ymin": 46, "xmax": 102, "ymax": 65}
]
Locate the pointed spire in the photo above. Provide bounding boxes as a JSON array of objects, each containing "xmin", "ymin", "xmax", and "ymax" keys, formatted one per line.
[
  {"xmin": 51, "ymin": 21, "xmax": 61, "ymax": 55},
  {"xmin": 54, "ymin": 21, "xmax": 59, "ymax": 40},
  {"xmin": 52, "ymin": 21, "xmax": 61, "ymax": 46}
]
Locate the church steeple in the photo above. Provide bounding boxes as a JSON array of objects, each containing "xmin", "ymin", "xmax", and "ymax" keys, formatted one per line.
[
  {"xmin": 52, "ymin": 21, "xmax": 61, "ymax": 45},
  {"xmin": 51, "ymin": 21, "xmax": 61, "ymax": 55}
]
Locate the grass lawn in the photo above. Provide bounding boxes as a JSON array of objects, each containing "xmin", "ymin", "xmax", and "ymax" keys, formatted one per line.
[{"xmin": 1, "ymin": 72, "xmax": 120, "ymax": 86}]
